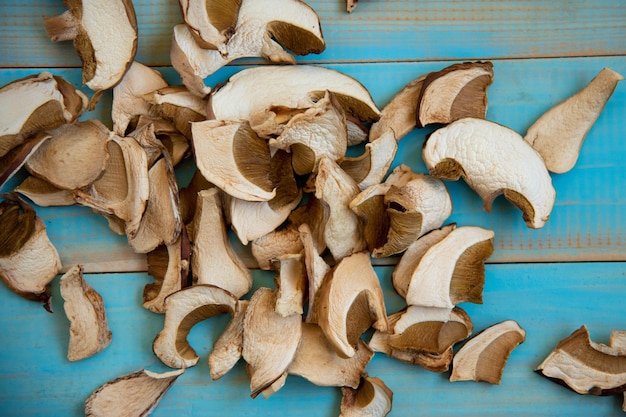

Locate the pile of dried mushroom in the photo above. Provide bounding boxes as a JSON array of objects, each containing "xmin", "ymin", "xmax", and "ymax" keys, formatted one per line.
[{"xmin": 0, "ymin": 0, "xmax": 625, "ymax": 416}]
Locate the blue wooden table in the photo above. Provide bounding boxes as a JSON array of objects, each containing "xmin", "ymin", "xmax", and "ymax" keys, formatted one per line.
[{"xmin": 1, "ymin": 1, "xmax": 625, "ymax": 416}]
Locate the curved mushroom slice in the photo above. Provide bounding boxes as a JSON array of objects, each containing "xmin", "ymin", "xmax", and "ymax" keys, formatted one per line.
[
  {"xmin": 25, "ymin": 120, "xmax": 111, "ymax": 191},
  {"xmin": 191, "ymin": 120, "xmax": 275, "ymax": 202},
  {"xmin": 525, "ymin": 67, "xmax": 624, "ymax": 174},
  {"xmin": 0, "ymin": 133, "xmax": 51, "ymax": 189},
  {"xmin": 299, "ymin": 223, "xmax": 330, "ymax": 324},
  {"xmin": 536, "ymin": 325, "xmax": 626, "ymax": 395},
  {"xmin": 0, "ymin": 72, "xmax": 87, "ymax": 157},
  {"xmin": 339, "ymin": 129, "xmax": 398, "ymax": 190},
  {"xmin": 315, "ymin": 157, "xmax": 366, "ymax": 261},
  {"xmin": 243, "ymin": 287, "xmax": 302, "ymax": 398},
  {"xmin": 392, "ymin": 224, "xmax": 456, "ymax": 299},
  {"xmin": 172, "ymin": 0, "xmax": 325, "ymax": 97},
  {"xmin": 451, "ymin": 320, "xmax": 525, "ymax": 384},
  {"xmin": 208, "ymin": 65, "xmax": 381, "ymax": 124},
  {"xmin": 179, "ymin": 169, "xmax": 213, "ymax": 228},
  {"xmin": 288, "ymin": 323, "xmax": 374, "ymax": 388},
  {"xmin": 227, "ymin": 150, "xmax": 301, "ymax": 244},
  {"xmin": 15, "ymin": 175, "xmax": 76, "ymax": 207},
  {"xmin": 423, "ymin": 117, "xmax": 556, "ymax": 229},
  {"xmin": 111, "ymin": 62, "xmax": 168, "ymax": 135},
  {"xmin": 144, "ymin": 86, "xmax": 207, "ymax": 140},
  {"xmin": 60, "ymin": 265, "xmax": 112, "ymax": 361},
  {"xmin": 179, "ymin": 0, "xmax": 241, "ymax": 51},
  {"xmin": 143, "ymin": 232, "xmax": 191, "ymax": 314},
  {"xmin": 315, "ymin": 251, "xmax": 388, "ymax": 358},
  {"xmin": 208, "ymin": 299, "xmax": 249, "ymax": 380},
  {"xmin": 417, "ymin": 61, "xmax": 494, "ymax": 128},
  {"xmin": 43, "ymin": 0, "xmax": 138, "ymax": 92},
  {"xmin": 191, "ymin": 188, "xmax": 252, "ymax": 298},
  {"xmin": 400, "ymin": 226, "xmax": 493, "ymax": 308},
  {"xmin": 134, "ymin": 116, "xmax": 191, "ymax": 167},
  {"xmin": 153, "ymin": 284, "xmax": 239, "ymax": 369},
  {"xmin": 340, "ymin": 375, "xmax": 393, "ymax": 417},
  {"xmin": 85, "ymin": 368, "xmax": 184, "ymax": 417},
  {"xmin": 251, "ymin": 226, "xmax": 303, "ymax": 271},
  {"xmin": 274, "ymin": 254, "xmax": 306, "ymax": 317},
  {"xmin": 349, "ymin": 183, "xmax": 389, "ymax": 254},
  {"xmin": 267, "ymin": 91, "xmax": 348, "ymax": 175},
  {"xmin": 75, "ymin": 134, "xmax": 150, "ymax": 238},
  {"xmin": 369, "ymin": 76, "xmax": 426, "ymax": 142},
  {"xmin": 0, "ymin": 194, "xmax": 61, "ymax": 310}
]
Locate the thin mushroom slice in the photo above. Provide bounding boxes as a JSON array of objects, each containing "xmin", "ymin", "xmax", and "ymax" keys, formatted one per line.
[
  {"xmin": 423, "ymin": 117, "xmax": 556, "ymax": 229},
  {"xmin": 134, "ymin": 116, "xmax": 191, "ymax": 167},
  {"xmin": 401, "ymin": 226, "xmax": 494, "ymax": 308},
  {"xmin": 417, "ymin": 61, "xmax": 494, "ymax": 128},
  {"xmin": 178, "ymin": 169, "xmax": 213, "ymax": 227},
  {"xmin": 191, "ymin": 120, "xmax": 275, "ymax": 202},
  {"xmin": 315, "ymin": 251, "xmax": 388, "ymax": 358},
  {"xmin": 315, "ymin": 157, "xmax": 366, "ymax": 261},
  {"xmin": 15, "ymin": 175, "xmax": 76, "ymax": 207},
  {"xmin": 208, "ymin": 299, "xmax": 249, "ymax": 380},
  {"xmin": 178, "ymin": 0, "xmax": 241, "ymax": 52},
  {"xmin": 340, "ymin": 375, "xmax": 393, "ymax": 417},
  {"xmin": 191, "ymin": 188, "xmax": 252, "ymax": 298},
  {"xmin": 153, "ymin": 284, "xmax": 239, "ymax": 369},
  {"xmin": 85, "ymin": 368, "xmax": 184, "ymax": 417},
  {"xmin": 288, "ymin": 323, "xmax": 374, "ymax": 388},
  {"xmin": 144, "ymin": 86, "xmax": 207, "ymax": 140},
  {"xmin": 251, "ymin": 226, "xmax": 303, "ymax": 271},
  {"xmin": 525, "ymin": 67, "xmax": 624, "ymax": 173},
  {"xmin": 0, "ymin": 133, "xmax": 51, "ymax": 189},
  {"xmin": 0, "ymin": 194, "xmax": 62, "ymax": 310},
  {"xmin": 171, "ymin": 0, "xmax": 325, "ymax": 97},
  {"xmin": 111, "ymin": 62, "xmax": 168, "ymax": 135},
  {"xmin": 208, "ymin": 65, "xmax": 381, "ymax": 124},
  {"xmin": 273, "ymin": 254, "xmax": 306, "ymax": 317},
  {"xmin": 339, "ymin": 129, "xmax": 398, "ymax": 190},
  {"xmin": 451, "ymin": 320, "xmax": 526, "ymax": 384},
  {"xmin": 0, "ymin": 72, "xmax": 87, "ymax": 158},
  {"xmin": 25, "ymin": 120, "xmax": 111, "ymax": 191},
  {"xmin": 60, "ymin": 265, "xmax": 112, "ymax": 361},
  {"xmin": 44, "ymin": 0, "xmax": 138, "ymax": 93},
  {"xmin": 369, "ymin": 76, "xmax": 426, "ymax": 142},
  {"xmin": 143, "ymin": 232, "xmax": 191, "ymax": 314},
  {"xmin": 299, "ymin": 223, "xmax": 330, "ymax": 324},
  {"xmin": 536, "ymin": 325, "xmax": 626, "ymax": 396},
  {"xmin": 243, "ymin": 287, "xmax": 302, "ymax": 398}
]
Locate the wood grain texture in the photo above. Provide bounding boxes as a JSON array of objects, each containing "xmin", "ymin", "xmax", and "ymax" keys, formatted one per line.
[
  {"xmin": 0, "ymin": 263, "xmax": 624, "ymax": 417},
  {"xmin": 1, "ymin": 0, "xmax": 625, "ymax": 68}
]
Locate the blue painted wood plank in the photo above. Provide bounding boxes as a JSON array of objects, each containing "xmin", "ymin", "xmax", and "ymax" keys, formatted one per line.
[
  {"xmin": 0, "ymin": 263, "xmax": 624, "ymax": 416},
  {"xmin": 1, "ymin": 1, "xmax": 625, "ymax": 68},
  {"xmin": 1, "ymin": 56, "xmax": 625, "ymax": 268}
]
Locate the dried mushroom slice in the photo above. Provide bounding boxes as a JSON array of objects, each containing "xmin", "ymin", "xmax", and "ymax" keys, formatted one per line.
[
  {"xmin": 0, "ymin": 72, "xmax": 87, "ymax": 158},
  {"xmin": 208, "ymin": 299, "xmax": 249, "ymax": 380},
  {"xmin": 525, "ymin": 67, "xmax": 624, "ymax": 173},
  {"xmin": 243, "ymin": 287, "xmax": 302, "ymax": 398},
  {"xmin": 178, "ymin": 0, "xmax": 241, "ymax": 51},
  {"xmin": 153, "ymin": 284, "xmax": 239, "ymax": 369},
  {"xmin": 451, "ymin": 320, "xmax": 526, "ymax": 384},
  {"xmin": 111, "ymin": 62, "xmax": 168, "ymax": 135},
  {"xmin": 144, "ymin": 85, "xmax": 207, "ymax": 140},
  {"xmin": 172, "ymin": 0, "xmax": 324, "ymax": 97},
  {"xmin": 536, "ymin": 325, "xmax": 626, "ymax": 395},
  {"xmin": 339, "ymin": 129, "xmax": 398, "ymax": 190},
  {"xmin": 208, "ymin": 65, "xmax": 381, "ymax": 124},
  {"xmin": 399, "ymin": 226, "xmax": 493, "ymax": 308},
  {"xmin": 60, "ymin": 265, "xmax": 112, "ymax": 361},
  {"xmin": 315, "ymin": 251, "xmax": 388, "ymax": 358},
  {"xmin": 340, "ymin": 375, "xmax": 393, "ymax": 417},
  {"xmin": 15, "ymin": 175, "xmax": 76, "ymax": 207},
  {"xmin": 288, "ymin": 323, "xmax": 374, "ymax": 388},
  {"xmin": 273, "ymin": 254, "xmax": 306, "ymax": 317},
  {"xmin": 143, "ymin": 232, "xmax": 191, "ymax": 314},
  {"xmin": 299, "ymin": 223, "xmax": 330, "ymax": 324},
  {"xmin": 0, "ymin": 133, "xmax": 51, "ymax": 189},
  {"xmin": 85, "ymin": 368, "xmax": 184, "ymax": 417},
  {"xmin": 417, "ymin": 61, "xmax": 493, "ymax": 128},
  {"xmin": 191, "ymin": 120, "xmax": 275, "ymax": 202},
  {"xmin": 266, "ymin": 91, "xmax": 348, "ymax": 175},
  {"xmin": 315, "ymin": 157, "xmax": 366, "ymax": 261},
  {"xmin": 178, "ymin": 169, "xmax": 213, "ymax": 227},
  {"xmin": 0, "ymin": 194, "xmax": 61, "ymax": 309},
  {"xmin": 25, "ymin": 120, "xmax": 111, "ymax": 191},
  {"xmin": 369, "ymin": 76, "xmax": 426, "ymax": 142},
  {"xmin": 44, "ymin": 0, "xmax": 138, "ymax": 92},
  {"xmin": 191, "ymin": 188, "xmax": 252, "ymax": 298},
  {"xmin": 423, "ymin": 117, "xmax": 556, "ymax": 229}
]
